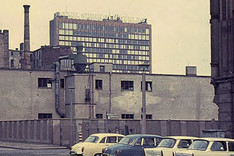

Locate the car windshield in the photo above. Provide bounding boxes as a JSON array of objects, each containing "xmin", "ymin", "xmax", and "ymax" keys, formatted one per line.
[
  {"xmin": 158, "ymin": 138, "xmax": 176, "ymax": 148},
  {"xmin": 84, "ymin": 136, "xmax": 99, "ymax": 143},
  {"xmin": 119, "ymin": 137, "xmax": 135, "ymax": 146},
  {"xmin": 188, "ymin": 140, "xmax": 209, "ymax": 151}
]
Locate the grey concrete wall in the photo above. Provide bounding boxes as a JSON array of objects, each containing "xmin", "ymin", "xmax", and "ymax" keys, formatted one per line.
[
  {"xmin": 0, "ymin": 119, "xmax": 218, "ymax": 146},
  {"xmin": 0, "ymin": 69, "xmax": 217, "ymax": 121},
  {"xmin": 0, "ymin": 69, "xmax": 66, "ymax": 120},
  {"xmin": 69, "ymin": 73, "xmax": 218, "ymax": 120},
  {"xmin": 0, "ymin": 120, "xmax": 52, "ymax": 144}
]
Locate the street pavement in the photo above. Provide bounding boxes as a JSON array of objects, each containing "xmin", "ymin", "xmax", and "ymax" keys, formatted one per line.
[{"xmin": 0, "ymin": 141, "xmax": 70, "ymax": 156}]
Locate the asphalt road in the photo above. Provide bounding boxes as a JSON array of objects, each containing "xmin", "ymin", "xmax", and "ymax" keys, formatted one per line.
[{"xmin": 0, "ymin": 147, "xmax": 70, "ymax": 156}]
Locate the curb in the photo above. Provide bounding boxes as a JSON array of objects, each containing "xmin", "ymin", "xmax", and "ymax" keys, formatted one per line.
[{"xmin": 0, "ymin": 145, "xmax": 68, "ymax": 150}]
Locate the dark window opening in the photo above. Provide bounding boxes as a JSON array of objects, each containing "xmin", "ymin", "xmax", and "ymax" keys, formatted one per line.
[
  {"xmin": 96, "ymin": 114, "xmax": 103, "ymax": 119},
  {"xmin": 141, "ymin": 114, "xmax": 153, "ymax": 120},
  {"xmin": 141, "ymin": 81, "xmax": 152, "ymax": 91},
  {"xmin": 38, "ymin": 78, "xmax": 52, "ymax": 88},
  {"xmin": 85, "ymin": 89, "xmax": 91, "ymax": 102},
  {"xmin": 121, "ymin": 81, "xmax": 134, "ymax": 91},
  {"xmin": 30, "ymin": 53, "xmax": 33, "ymax": 62},
  {"xmin": 60, "ymin": 79, "xmax": 64, "ymax": 88},
  {"xmin": 121, "ymin": 114, "xmax": 134, "ymax": 119},
  {"xmin": 10, "ymin": 59, "xmax": 14, "ymax": 68},
  {"xmin": 38, "ymin": 113, "xmax": 52, "ymax": 119},
  {"xmin": 95, "ymin": 80, "xmax": 103, "ymax": 90},
  {"xmin": 100, "ymin": 65, "xmax": 105, "ymax": 72}
]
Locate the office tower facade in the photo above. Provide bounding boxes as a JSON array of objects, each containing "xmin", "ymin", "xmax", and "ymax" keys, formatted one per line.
[{"xmin": 50, "ymin": 12, "xmax": 152, "ymax": 73}]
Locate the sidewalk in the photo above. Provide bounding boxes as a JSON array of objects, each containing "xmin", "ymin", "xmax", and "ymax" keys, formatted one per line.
[{"xmin": 0, "ymin": 141, "xmax": 68, "ymax": 150}]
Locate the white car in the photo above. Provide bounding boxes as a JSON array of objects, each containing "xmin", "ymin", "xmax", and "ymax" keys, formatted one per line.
[
  {"xmin": 175, "ymin": 137, "xmax": 234, "ymax": 156},
  {"xmin": 144, "ymin": 136, "xmax": 197, "ymax": 156},
  {"xmin": 70, "ymin": 133, "xmax": 124, "ymax": 156}
]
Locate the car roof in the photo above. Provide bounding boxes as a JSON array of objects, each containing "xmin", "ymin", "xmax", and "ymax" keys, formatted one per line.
[
  {"xmin": 125, "ymin": 134, "xmax": 162, "ymax": 138},
  {"xmin": 90, "ymin": 133, "xmax": 125, "ymax": 137},
  {"xmin": 194, "ymin": 137, "xmax": 234, "ymax": 142},
  {"xmin": 164, "ymin": 136, "xmax": 198, "ymax": 140}
]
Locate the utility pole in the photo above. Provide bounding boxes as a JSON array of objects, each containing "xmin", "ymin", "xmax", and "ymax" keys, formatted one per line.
[
  {"xmin": 138, "ymin": 64, "xmax": 149, "ymax": 134},
  {"xmin": 141, "ymin": 68, "xmax": 146, "ymax": 134},
  {"xmin": 69, "ymin": 87, "xmax": 75, "ymax": 146}
]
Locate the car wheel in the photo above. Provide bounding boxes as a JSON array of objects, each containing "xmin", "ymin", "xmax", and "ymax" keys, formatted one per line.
[{"xmin": 94, "ymin": 153, "xmax": 102, "ymax": 156}]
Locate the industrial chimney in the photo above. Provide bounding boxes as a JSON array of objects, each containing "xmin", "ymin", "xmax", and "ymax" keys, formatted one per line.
[{"xmin": 21, "ymin": 5, "xmax": 31, "ymax": 69}]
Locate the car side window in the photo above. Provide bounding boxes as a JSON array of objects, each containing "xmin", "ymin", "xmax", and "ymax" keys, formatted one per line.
[
  {"xmin": 99, "ymin": 137, "xmax": 106, "ymax": 143},
  {"xmin": 118, "ymin": 136, "xmax": 123, "ymax": 142},
  {"xmin": 228, "ymin": 142, "xmax": 234, "ymax": 151},
  {"xmin": 135, "ymin": 138, "xmax": 142, "ymax": 146},
  {"xmin": 156, "ymin": 138, "xmax": 162, "ymax": 146},
  {"xmin": 178, "ymin": 139, "xmax": 192, "ymax": 148},
  {"xmin": 143, "ymin": 138, "xmax": 155, "ymax": 147},
  {"xmin": 211, "ymin": 141, "xmax": 227, "ymax": 151},
  {"xmin": 106, "ymin": 137, "xmax": 117, "ymax": 143}
]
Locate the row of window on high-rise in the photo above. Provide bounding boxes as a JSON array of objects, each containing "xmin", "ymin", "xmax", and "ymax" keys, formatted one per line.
[
  {"xmin": 84, "ymin": 48, "xmax": 149, "ymax": 56},
  {"xmin": 87, "ymin": 58, "xmax": 148, "ymax": 66},
  {"xmin": 59, "ymin": 41, "xmax": 150, "ymax": 51},
  {"xmin": 59, "ymin": 39, "xmax": 150, "ymax": 49},
  {"xmin": 58, "ymin": 22, "xmax": 150, "ymax": 34},
  {"xmin": 59, "ymin": 29, "xmax": 150, "ymax": 40},
  {"xmin": 114, "ymin": 64, "xmax": 149, "ymax": 70},
  {"xmin": 59, "ymin": 36, "xmax": 150, "ymax": 45},
  {"xmin": 85, "ymin": 53, "xmax": 149, "ymax": 61}
]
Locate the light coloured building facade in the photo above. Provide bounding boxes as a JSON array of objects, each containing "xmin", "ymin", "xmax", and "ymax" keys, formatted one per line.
[
  {"xmin": 0, "ymin": 66, "xmax": 218, "ymax": 121},
  {"xmin": 50, "ymin": 13, "xmax": 152, "ymax": 74}
]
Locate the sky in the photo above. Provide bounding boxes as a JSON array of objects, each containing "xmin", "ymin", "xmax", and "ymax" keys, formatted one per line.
[{"xmin": 0, "ymin": 0, "xmax": 210, "ymax": 75}]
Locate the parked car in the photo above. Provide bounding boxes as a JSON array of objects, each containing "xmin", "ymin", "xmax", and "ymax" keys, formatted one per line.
[
  {"xmin": 175, "ymin": 137, "xmax": 234, "ymax": 156},
  {"xmin": 102, "ymin": 134, "xmax": 162, "ymax": 156},
  {"xmin": 70, "ymin": 133, "xmax": 124, "ymax": 156},
  {"xmin": 144, "ymin": 136, "xmax": 197, "ymax": 156}
]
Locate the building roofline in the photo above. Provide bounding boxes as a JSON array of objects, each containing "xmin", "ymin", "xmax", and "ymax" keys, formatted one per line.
[
  {"xmin": 0, "ymin": 68, "xmax": 211, "ymax": 78},
  {"xmin": 53, "ymin": 12, "xmax": 150, "ymax": 25}
]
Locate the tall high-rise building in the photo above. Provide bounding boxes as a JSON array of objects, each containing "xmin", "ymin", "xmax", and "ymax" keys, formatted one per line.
[{"xmin": 50, "ymin": 12, "xmax": 152, "ymax": 73}]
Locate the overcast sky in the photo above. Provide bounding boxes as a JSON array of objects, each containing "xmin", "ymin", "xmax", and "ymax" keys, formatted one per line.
[{"xmin": 0, "ymin": 0, "xmax": 210, "ymax": 75}]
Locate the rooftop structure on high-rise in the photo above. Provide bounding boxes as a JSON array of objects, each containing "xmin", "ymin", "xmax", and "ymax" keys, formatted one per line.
[{"xmin": 50, "ymin": 12, "xmax": 152, "ymax": 73}]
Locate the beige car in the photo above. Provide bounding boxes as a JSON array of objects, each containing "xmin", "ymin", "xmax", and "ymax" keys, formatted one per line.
[
  {"xmin": 70, "ymin": 133, "xmax": 124, "ymax": 156},
  {"xmin": 175, "ymin": 137, "xmax": 234, "ymax": 156},
  {"xmin": 144, "ymin": 136, "xmax": 197, "ymax": 156}
]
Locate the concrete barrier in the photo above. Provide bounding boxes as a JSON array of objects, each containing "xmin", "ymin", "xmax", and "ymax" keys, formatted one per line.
[{"xmin": 0, "ymin": 119, "xmax": 218, "ymax": 146}]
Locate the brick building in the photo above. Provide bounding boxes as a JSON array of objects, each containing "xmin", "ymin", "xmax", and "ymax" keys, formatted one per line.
[
  {"xmin": 0, "ymin": 30, "xmax": 9, "ymax": 68},
  {"xmin": 31, "ymin": 45, "xmax": 73, "ymax": 70}
]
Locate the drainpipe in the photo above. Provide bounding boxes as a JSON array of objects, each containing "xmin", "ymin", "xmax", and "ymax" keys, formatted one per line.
[
  {"xmin": 54, "ymin": 55, "xmax": 70, "ymax": 118},
  {"xmin": 55, "ymin": 62, "xmax": 64, "ymax": 118},
  {"xmin": 109, "ymin": 72, "xmax": 112, "ymax": 114}
]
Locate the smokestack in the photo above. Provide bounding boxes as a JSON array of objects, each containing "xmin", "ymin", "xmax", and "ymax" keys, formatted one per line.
[{"xmin": 21, "ymin": 5, "xmax": 31, "ymax": 69}]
